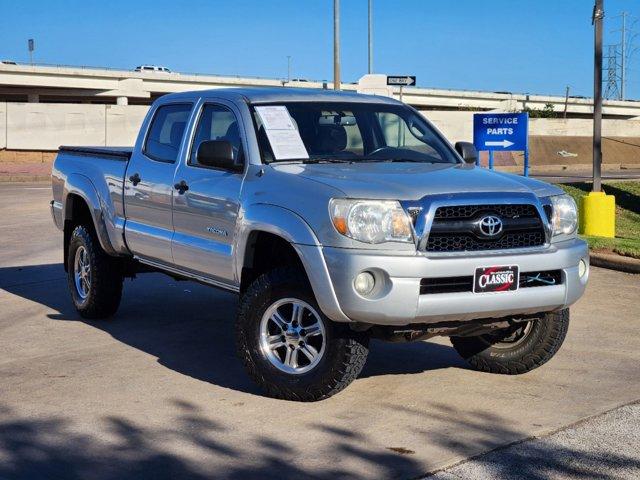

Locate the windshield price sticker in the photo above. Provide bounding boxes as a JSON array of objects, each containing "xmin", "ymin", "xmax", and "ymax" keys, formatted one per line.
[{"xmin": 255, "ymin": 106, "xmax": 309, "ymax": 160}]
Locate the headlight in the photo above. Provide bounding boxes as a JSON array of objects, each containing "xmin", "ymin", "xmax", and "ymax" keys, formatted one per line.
[
  {"xmin": 550, "ymin": 194, "xmax": 578, "ymax": 236},
  {"xmin": 329, "ymin": 199, "xmax": 413, "ymax": 243}
]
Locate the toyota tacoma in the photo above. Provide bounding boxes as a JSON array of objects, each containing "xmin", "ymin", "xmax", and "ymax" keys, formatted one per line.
[{"xmin": 50, "ymin": 87, "xmax": 589, "ymax": 401}]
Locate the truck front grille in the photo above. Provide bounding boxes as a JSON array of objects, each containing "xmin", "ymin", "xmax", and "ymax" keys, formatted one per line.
[{"xmin": 424, "ymin": 204, "xmax": 546, "ymax": 253}]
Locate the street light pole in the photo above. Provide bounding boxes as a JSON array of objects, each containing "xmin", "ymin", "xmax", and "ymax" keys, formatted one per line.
[
  {"xmin": 593, "ymin": 0, "xmax": 604, "ymax": 192},
  {"xmin": 287, "ymin": 55, "xmax": 291, "ymax": 83},
  {"xmin": 333, "ymin": 0, "xmax": 341, "ymax": 90},
  {"xmin": 621, "ymin": 11, "xmax": 627, "ymax": 100},
  {"xmin": 368, "ymin": 0, "xmax": 373, "ymax": 74}
]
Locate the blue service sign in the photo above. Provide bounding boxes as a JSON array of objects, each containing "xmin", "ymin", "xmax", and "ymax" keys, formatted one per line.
[{"xmin": 473, "ymin": 112, "xmax": 528, "ymax": 152}]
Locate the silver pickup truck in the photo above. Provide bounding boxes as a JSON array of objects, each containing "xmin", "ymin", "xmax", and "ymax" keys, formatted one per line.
[{"xmin": 51, "ymin": 87, "xmax": 589, "ymax": 401}]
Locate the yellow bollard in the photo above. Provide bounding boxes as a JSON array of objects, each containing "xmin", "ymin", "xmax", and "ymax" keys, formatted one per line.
[{"xmin": 579, "ymin": 191, "xmax": 615, "ymax": 238}]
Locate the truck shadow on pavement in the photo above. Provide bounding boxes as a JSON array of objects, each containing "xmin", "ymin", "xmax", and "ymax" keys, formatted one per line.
[{"xmin": 0, "ymin": 263, "xmax": 467, "ymax": 397}]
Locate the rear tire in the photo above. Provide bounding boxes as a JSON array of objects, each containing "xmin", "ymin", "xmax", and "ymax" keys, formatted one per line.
[
  {"xmin": 66, "ymin": 224, "xmax": 123, "ymax": 319},
  {"xmin": 450, "ymin": 309, "xmax": 570, "ymax": 375},
  {"xmin": 236, "ymin": 267, "xmax": 369, "ymax": 401}
]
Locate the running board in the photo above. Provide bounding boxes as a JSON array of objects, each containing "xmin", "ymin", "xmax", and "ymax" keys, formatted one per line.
[{"xmin": 134, "ymin": 257, "xmax": 240, "ymax": 293}]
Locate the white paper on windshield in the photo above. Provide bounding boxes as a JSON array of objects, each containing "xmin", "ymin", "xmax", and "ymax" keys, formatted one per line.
[
  {"xmin": 263, "ymin": 130, "xmax": 309, "ymax": 160},
  {"xmin": 255, "ymin": 106, "xmax": 309, "ymax": 160}
]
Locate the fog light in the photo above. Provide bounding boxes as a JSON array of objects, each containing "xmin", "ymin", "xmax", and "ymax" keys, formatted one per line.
[
  {"xmin": 579, "ymin": 259, "xmax": 588, "ymax": 278},
  {"xmin": 354, "ymin": 271, "xmax": 376, "ymax": 296}
]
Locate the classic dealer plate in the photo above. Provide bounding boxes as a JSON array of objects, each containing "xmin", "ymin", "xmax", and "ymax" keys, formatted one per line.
[{"xmin": 473, "ymin": 265, "xmax": 519, "ymax": 293}]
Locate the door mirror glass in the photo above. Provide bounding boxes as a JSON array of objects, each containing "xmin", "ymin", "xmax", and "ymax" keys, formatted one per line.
[
  {"xmin": 196, "ymin": 140, "xmax": 242, "ymax": 171},
  {"xmin": 454, "ymin": 141, "xmax": 478, "ymax": 164}
]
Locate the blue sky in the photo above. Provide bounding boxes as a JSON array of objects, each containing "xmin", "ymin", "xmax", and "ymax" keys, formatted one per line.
[{"xmin": 0, "ymin": 0, "xmax": 638, "ymax": 98}]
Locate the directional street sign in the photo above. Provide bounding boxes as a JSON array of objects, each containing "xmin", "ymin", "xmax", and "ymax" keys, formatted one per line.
[
  {"xmin": 386, "ymin": 75, "xmax": 416, "ymax": 86},
  {"xmin": 473, "ymin": 112, "xmax": 528, "ymax": 152}
]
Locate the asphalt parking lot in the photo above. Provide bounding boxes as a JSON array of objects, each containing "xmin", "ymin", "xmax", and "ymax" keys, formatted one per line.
[{"xmin": 1, "ymin": 183, "xmax": 639, "ymax": 479}]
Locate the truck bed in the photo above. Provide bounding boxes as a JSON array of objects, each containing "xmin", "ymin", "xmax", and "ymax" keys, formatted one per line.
[{"xmin": 58, "ymin": 146, "xmax": 133, "ymax": 160}]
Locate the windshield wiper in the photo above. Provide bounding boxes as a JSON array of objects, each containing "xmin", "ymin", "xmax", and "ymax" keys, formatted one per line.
[
  {"xmin": 357, "ymin": 157, "xmax": 428, "ymax": 163},
  {"xmin": 302, "ymin": 158, "xmax": 354, "ymax": 164},
  {"xmin": 268, "ymin": 158, "xmax": 351, "ymax": 164}
]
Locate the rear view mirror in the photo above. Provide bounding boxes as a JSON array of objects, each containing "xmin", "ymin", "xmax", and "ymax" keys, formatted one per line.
[
  {"xmin": 196, "ymin": 140, "xmax": 243, "ymax": 172},
  {"xmin": 455, "ymin": 142, "xmax": 478, "ymax": 164},
  {"xmin": 318, "ymin": 114, "xmax": 356, "ymax": 126}
]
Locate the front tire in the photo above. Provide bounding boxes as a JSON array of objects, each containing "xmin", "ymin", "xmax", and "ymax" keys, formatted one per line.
[
  {"xmin": 66, "ymin": 224, "xmax": 123, "ymax": 319},
  {"xmin": 236, "ymin": 268, "xmax": 369, "ymax": 401},
  {"xmin": 450, "ymin": 309, "xmax": 570, "ymax": 375}
]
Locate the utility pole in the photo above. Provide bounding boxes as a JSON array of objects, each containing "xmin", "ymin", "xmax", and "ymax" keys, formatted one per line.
[
  {"xmin": 368, "ymin": 0, "xmax": 373, "ymax": 74},
  {"xmin": 333, "ymin": 0, "xmax": 341, "ymax": 90},
  {"xmin": 563, "ymin": 86, "xmax": 570, "ymax": 119},
  {"xmin": 621, "ymin": 11, "xmax": 627, "ymax": 100},
  {"xmin": 592, "ymin": 0, "xmax": 604, "ymax": 193},
  {"xmin": 286, "ymin": 56, "xmax": 291, "ymax": 83}
]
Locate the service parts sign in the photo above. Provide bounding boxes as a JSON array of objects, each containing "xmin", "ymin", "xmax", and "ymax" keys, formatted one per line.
[{"xmin": 473, "ymin": 112, "xmax": 528, "ymax": 152}]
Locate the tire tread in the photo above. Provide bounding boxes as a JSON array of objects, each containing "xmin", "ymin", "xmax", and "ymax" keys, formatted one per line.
[
  {"xmin": 67, "ymin": 224, "xmax": 123, "ymax": 319},
  {"xmin": 451, "ymin": 309, "xmax": 569, "ymax": 375},
  {"xmin": 236, "ymin": 267, "xmax": 368, "ymax": 401}
]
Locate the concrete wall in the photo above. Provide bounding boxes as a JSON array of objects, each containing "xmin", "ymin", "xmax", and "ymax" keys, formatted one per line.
[
  {"xmin": 422, "ymin": 111, "xmax": 475, "ymax": 143},
  {"xmin": 529, "ymin": 118, "xmax": 640, "ymax": 137},
  {"xmin": 0, "ymin": 102, "xmax": 6, "ymax": 149},
  {"xmin": 2, "ymin": 103, "xmax": 149, "ymax": 150},
  {"xmin": 1, "ymin": 102, "xmax": 640, "ymax": 152},
  {"xmin": 6, "ymin": 103, "xmax": 106, "ymax": 150},
  {"xmin": 105, "ymin": 105, "xmax": 149, "ymax": 145},
  {"xmin": 421, "ymin": 110, "xmax": 640, "ymax": 144}
]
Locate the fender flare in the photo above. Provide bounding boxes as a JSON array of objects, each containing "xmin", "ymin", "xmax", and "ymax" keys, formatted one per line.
[
  {"xmin": 63, "ymin": 173, "xmax": 119, "ymax": 256},
  {"xmin": 235, "ymin": 203, "xmax": 351, "ymax": 323},
  {"xmin": 235, "ymin": 203, "xmax": 320, "ymax": 277}
]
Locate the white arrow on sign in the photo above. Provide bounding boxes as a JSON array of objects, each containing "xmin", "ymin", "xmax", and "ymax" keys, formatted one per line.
[{"xmin": 485, "ymin": 139, "xmax": 514, "ymax": 148}]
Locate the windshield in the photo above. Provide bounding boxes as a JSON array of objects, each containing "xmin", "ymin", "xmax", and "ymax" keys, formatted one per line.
[{"xmin": 252, "ymin": 102, "xmax": 459, "ymax": 164}]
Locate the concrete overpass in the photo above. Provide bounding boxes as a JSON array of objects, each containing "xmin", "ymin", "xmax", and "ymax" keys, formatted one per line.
[{"xmin": 2, "ymin": 62, "xmax": 640, "ymax": 119}]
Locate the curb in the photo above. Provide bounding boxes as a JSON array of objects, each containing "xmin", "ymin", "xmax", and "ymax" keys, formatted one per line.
[
  {"xmin": 590, "ymin": 252, "xmax": 640, "ymax": 274},
  {"xmin": 0, "ymin": 175, "xmax": 50, "ymax": 183}
]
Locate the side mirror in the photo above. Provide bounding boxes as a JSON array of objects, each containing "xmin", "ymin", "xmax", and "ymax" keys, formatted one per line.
[
  {"xmin": 454, "ymin": 142, "xmax": 478, "ymax": 164},
  {"xmin": 196, "ymin": 140, "xmax": 243, "ymax": 172}
]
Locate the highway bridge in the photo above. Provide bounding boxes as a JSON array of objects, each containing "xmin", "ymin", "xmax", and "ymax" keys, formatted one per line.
[{"xmin": 1, "ymin": 62, "xmax": 640, "ymax": 119}]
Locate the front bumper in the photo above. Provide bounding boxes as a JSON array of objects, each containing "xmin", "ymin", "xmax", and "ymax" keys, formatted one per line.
[{"xmin": 303, "ymin": 239, "xmax": 589, "ymax": 326}]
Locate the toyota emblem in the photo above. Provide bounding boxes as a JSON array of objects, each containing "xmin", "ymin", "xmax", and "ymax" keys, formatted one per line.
[{"xmin": 479, "ymin": 215, "xmax": 503, "ymax": 237}]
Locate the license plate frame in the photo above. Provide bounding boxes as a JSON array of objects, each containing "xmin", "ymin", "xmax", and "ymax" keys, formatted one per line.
[{"xmin": 473, "ymin": 265, "xmax": 519, "ymax": 294}]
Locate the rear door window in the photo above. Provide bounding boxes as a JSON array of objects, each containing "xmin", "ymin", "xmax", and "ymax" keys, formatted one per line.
[{"xmin": 143, "ymin": 104, "xmax": 192, "ymax": 163}]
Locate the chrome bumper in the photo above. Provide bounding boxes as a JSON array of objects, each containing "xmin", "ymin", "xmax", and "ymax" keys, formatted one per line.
[{"xmin": 302, "ymin": 239, "xmax": 589, "ymax": 326}]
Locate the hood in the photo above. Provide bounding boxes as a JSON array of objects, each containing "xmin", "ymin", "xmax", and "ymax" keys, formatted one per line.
[{"xmin": 270, "ymin": 162, "xmax": 562, "ymax": 200}]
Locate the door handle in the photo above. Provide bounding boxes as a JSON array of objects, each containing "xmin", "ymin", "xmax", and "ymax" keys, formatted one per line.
[
  {"xmin": 129, "ymin": 173, "xmax": 141, "ymax": 186},
  {"xmin": 174, "ymin": 180, "xmax": 189, "ymax": 194}
]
